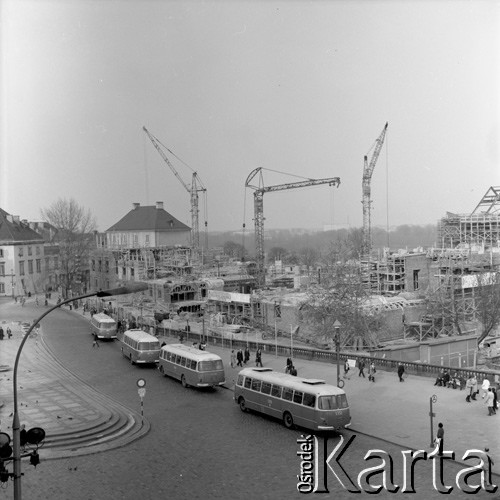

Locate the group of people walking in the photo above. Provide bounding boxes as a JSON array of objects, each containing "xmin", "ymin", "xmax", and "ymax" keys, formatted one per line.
[
  {"xmin": 357, "ymin": 358, "xmax": 377, "ymax": 382},
  {"xmin": 231, "ymin": 347, "xmax": 263, "ymax": 368}
]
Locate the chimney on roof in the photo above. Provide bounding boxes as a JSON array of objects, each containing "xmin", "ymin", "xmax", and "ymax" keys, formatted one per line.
[
  {"xmin": 133, "ymin": 203, "xmax": 140, "ymax": 210},
  {"xmin": 156, "ymin": 201, "xmax": 164, "ymax": 210},
  {"xmin": 6, "ymin": 215, "xmax": 13, "ymax": 223},
  {"xmin": 13, "ymin": 215, "xmax": 20, "ymax": 223}
]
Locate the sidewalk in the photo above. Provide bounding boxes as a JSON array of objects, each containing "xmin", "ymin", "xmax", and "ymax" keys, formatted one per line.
[
  {"xmin": 0, "ymin": 299, "xmax": 149, "ymax": 459},
  {"xmin": 159, "ymin": 334, "xmax": 500, "ymax": 474}
]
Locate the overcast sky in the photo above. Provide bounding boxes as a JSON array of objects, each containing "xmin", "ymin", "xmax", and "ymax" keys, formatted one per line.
[{"xmin": 1, "ymin": 0, "xmax": 499, "ymax": 234}]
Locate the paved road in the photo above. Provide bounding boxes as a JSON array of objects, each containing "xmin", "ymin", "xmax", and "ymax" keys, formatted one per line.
[{"xmin": 0, "ymin": 300, "xmax": 498, "ymax": 499}]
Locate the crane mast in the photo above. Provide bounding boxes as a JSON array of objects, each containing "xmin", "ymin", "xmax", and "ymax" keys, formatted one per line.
[
  {"xmin": 245, "ymin": 167, "xmax": 340, "ymax": 286},
  {"xmin": 143, "ymin": 126, "xmax": 206, "ymax": 254},
  {"xmin": 361, "ymin": 122, "xmax": 388, "ymax": 259}
]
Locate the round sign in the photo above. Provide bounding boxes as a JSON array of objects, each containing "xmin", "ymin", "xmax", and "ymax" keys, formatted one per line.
[
  {"xmin": 137, "ymin": 378, "xmax": 146, "ymax": 388},
  {"xmin": 338, "ymin": 379, "xmax": 345, "ymax": 389},
  {"xmin": 432, "ymin": 394, "xmax": 438, "ymax": 403},
  {"xmin": 26, "ymin": 427, "xmax": 46, "ymax": 445},
  {"xmin": 0, "ymin": 432, "xmax": 11, "ymax": 447}
]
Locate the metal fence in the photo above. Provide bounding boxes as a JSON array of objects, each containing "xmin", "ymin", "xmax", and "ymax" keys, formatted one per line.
[{"xmin": 154, "ymin": 326, "xmax": 499, "ymax": 385}]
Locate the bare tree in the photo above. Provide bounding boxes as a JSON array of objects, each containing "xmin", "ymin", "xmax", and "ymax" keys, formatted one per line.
[{"xmin": 41, "ymin": 198, "xmax": 97, "ymax": 298}]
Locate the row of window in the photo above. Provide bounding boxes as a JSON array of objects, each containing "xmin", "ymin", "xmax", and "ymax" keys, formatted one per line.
[
  {"xmin": 123, "ymin": 337, "xmax": 160, "ymax": 351},
  {"xmin": 18, "ymin": 246, "xmax": 41, "ymax": 257},
  {"xmin": 238, "ymin": 375, "xmax": 316, "ymax": 408},
  {"xmin": 161, "ymin": 351, "xmax": 224, "ymax": 372},
  {"xmin": 17, "ymin": 260, "xmax": 42, "ymax": 276},
  {"xmin": 237, "ymin": 376, "xmax": 349, "ymax": 410},
  {"xmin": 109, "ymin": 234, "xmax": 151, "ymax": 246}
]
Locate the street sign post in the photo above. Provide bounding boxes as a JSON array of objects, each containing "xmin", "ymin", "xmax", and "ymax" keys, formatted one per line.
[
  {"xmin": 429, "ymin": 394, "xmax": 437, "ymax": 448},
  {"xmin": 137, "ymin": 379, "xmax": 146, "ymax": 424}
]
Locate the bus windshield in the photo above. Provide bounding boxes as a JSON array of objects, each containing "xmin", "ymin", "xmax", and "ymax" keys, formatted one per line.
[
  {"xmin": 101, "ymin": 323, "xmax": 116, "ymax": 330},
  {"xmin": 318, "ymin": 394, "xmax": 349, "ymax": 410},
  {"xmin": 198, "ymin": 360, "xmax": 224, "ymax": 372}
]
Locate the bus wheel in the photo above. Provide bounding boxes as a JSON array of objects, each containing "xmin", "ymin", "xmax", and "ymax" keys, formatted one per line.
[
  {"xmin": 283, "ymin": 411, "xmax": 294, "ymax": 429},
  {"xmin": 238, "ymin": 397, "xmax": 247, "ymax": 412},
  {"xmin": 181, "ymin": 375, "xmax": 188, "ymax": 388}
]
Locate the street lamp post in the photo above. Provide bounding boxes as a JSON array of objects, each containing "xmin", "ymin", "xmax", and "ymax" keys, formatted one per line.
[
  {"xmin": 333, "ymin": 320, "xmax": 341, "ymax": 388},
  {"xmin": 11, "ymin": 283, "xmax": 148, "ymax": 500}
]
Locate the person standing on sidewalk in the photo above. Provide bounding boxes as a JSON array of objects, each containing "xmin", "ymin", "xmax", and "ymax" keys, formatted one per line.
[
  {"xmin": 368, "ymin": 362, "xmax": 376, "ymax": 382},
  {"xmin": 244, "ymin": 347, "xmax": 250, "ymax": 365},
  {"xmin": 230, "ymin": 350, "xmax": 236, "ymax": 368},
  {"xmin": 92, "ymin": 338, "xmax": 100, "ymax": 349},
  {"xmin": 436, "ymin": 423, "xmax": 444, "ymax": 456},
  {"xmin": 236, "ymin": 349, "xmax": 244, "ymax": 367},
  {"xmin": 485, "ymin": 388, "xmax": 495, "ymax": 416},
  {"xmin": 358, "ymin": 359, "xmax": 366, "ymax": 378},
  {"xmin": 6, "ymin": 327, "xmax": 12, "ymax": 339},
  {"xmin": 255, "ymin": 348, "xmax": 263, "ymax": 367},
  {"xmin": 397, "ymin": 363, "xmax": 405, "ymax": 382}
]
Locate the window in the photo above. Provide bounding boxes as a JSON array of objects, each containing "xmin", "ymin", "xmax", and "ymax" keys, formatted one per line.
[
  {"xmin": 92, "ymin": 260, "xmax": 96, "ymax": 271},
  {"xmin": 0, "ymin": 263, "xmax": 4, "ymax": 276},
  {"xmin": 54, "ymin": 257, "xmax": 59, "ymax": 269},
  {"xmin": 36, "ymin": 246, "xmax": 40, "ymax": 255},
  {"xmin": 28, "ymin": 260, "xmax": 33, "ymax": 274},
  {"xmin": 28, "ymin": 246, "xmax": 32, "ymax": 256},
  {"xmin": 251, "ymin": 379, "xmax": 262, "ymax": 392},
  {"xmin": 19, "ymin": 261, "xmax": 25, "ymax": 276},
  {"xmin": 271, "ymin": 384, "xmax": 282, "ymax": 398},
  {"xmin": 36, "ymin": 259, "xmax": 41, "ymax": 273},
  {"xmin": 282, "ymin": 388, "xmax": 294, "ymax": 401},
  {"xmin": 261, "ymin": 382, "xmax": 272, "ymax": 395},
  {"xmin": 318, "ymin": 394, "xmax": 348, "ymax": 410},
  {"xmin": 198, "ymin": 360, "xmax": 223, "ymax": 371},
  {"xmin": 237, "ymin": 374, "xmax": 244, "ymax": 386},
  {"xmin": 244, "ymin": 377, "xmax": 252, "ymax": 389},
  {"xmin": 45, "ymin": 258, "xmax": 50, "ymax": 269},
  {"xmin": 98, "ymin": 260, "xmax": 102, "ymax": 272},
  {"xmin": 18, "ymin": 247, "xmax": 24, "ymax": 257},
  {"xmin": 175, "ymin": 355, "xmax": 181, "ymax": 364},
  {"xmin": 0, "ymin": 283, "xmax": 4, "ymax": 293},
  {"xmin": 145, "ymin": 235, "xmax": 150, "ymax": 245},
  {"xmin": 0, "ymin": 249, "xmax": 3, "ymax": 257},
  {"xmin": 105, "ymin": 260, "xmax": 109, "ymax": 272},
  {"xmin": 180, "ymin": 357, "xmax": 186, "ymax": 367},
  {"xmin": 293, "ymin": 391, "xmax": 303, "ymax": 405},
  {"xmin": 303, "ymin": 394, "xmax": 316, "ymax": 408}
]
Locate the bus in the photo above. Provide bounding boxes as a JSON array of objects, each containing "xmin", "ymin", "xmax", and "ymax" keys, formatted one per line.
[
  {"xmin": 158, "ymin": 343, "xmax": 225, "ymax": 388},
  {"xmin": 120, "ymin": 329, "xmax": 161, "ymax": 365},
  {"xmin": 90, "ymin": 313, "xmax": 117, "ymax": 340},
  {"xmin": 234, "ymin": 367, "xmax": 351, "ymax": 432}
]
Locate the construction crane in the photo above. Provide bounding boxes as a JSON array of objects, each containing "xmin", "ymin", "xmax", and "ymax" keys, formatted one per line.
[
  {"xmin": 143, "ymin": 126, "xmax": 207, "ymax": 254},
  {"xmin": 245, "ymin": 167, "xmax": 340, "ymax": 286},
  {"xmin": 361, "ymin": 122, "xmax": 388, "ymax": 259}
]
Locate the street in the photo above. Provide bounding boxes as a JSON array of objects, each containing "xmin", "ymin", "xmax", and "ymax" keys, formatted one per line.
[{"xmin": 0, "ymin": 302, "xmax": 498, "ymax": 499}]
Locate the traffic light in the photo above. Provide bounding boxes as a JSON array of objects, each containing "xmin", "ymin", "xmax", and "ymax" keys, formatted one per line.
[
  {"xmin": 0, "ymin": 464, "xmax": 9, "ymax": 483},
  {"xmin": 0, "ymin": 432, "xmax": 12, "ymax": 460}
]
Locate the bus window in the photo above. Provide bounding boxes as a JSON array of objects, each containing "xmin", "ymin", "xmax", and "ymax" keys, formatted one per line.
[
  {"xmin": 318, "ymin": 396, "xmax": 343, "ymax": 410},
  {"xmin": 180, "ymin": 357, "xmax": 186, "ymax": 367},
  {"xmin": 251, "ymin": 379, "xmax": 262, "ymax": 392},
  {"xmin": 282, "ymin": 388, "xmax": 293, "ymax": 401},
  {"xmin": 337, "ymin": 394, "xmax": 348, "ymax": 408},
  {"xmin": 198, "ymin": 360, "xmax": 224, "ymax": 371},
  {"xmin": 271, "ymin": 385, "xmax": 282, "ymax": 398},
  {"xmin": 190, "ymin": 359, "xmax": 197, "ymax": 370},
  {"xmin": 303, "ymin": 393, "xmax": 315, "ymax": 408},
  {"xmin": 237, "ymin": 374, "xmax": 244, "ymax": 386},
  {"xmin": 293, "ymin": 391, "xmax": 303, "ymax": 404},
  {"xmin": 244, "ymin": 377, "xmax": 252, "ymax": 389},
  {"xmin": 175, "ymin": 355, "xmax": 181, "ymax": 364},
  {"xmin": 261, "ymin": 382, "xmax": 272, "ymax": 395}
]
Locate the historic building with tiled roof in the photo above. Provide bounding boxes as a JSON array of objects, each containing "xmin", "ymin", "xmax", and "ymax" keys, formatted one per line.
[
  {"xmin": 105, "ymin": 202, "xmax": 190, "ymax": 248},
  {"xmin": 0, "ymin": 208, "xmax": 45, "ymax": 296}
]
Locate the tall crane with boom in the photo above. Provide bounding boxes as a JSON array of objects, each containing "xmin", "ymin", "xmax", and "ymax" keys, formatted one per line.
[
  {"xmin": 361, "ymin": 122, "xmax": 388, "ymax": 259},
  {"xmin": 245, "ymin": 167, "xmax": 340, "ymax": 286},
  {"xmin": 143, "ymin": 126, "xmax": 207, "ymax": 255}
]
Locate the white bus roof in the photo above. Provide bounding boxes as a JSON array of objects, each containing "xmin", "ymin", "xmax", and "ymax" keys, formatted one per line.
[
  {"xmin": 123, "ymin": 329, "xmax": 160, "ymax": 342},
  {"xmin": 92, "ymin": 313, "xmax": 116, "ymax": 324},
  {"xmin": 161, "ymin": 343, "xmax": 222, "ymax": 361},
  {"xmin": 238, "ymin": 367, "xmax": 346, "ymax": 395}
]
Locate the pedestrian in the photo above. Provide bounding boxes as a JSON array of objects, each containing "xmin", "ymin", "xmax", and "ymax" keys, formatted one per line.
[
  {"xmin": 479, "ymin": 448, "xmax": 495, "ymax": 489},
  {"xmin": 492, "ymin": 387, "xmax": 498, "ymax": 413},
  {"xmin": 285, "ymin": 357, "xmax": 293, "ymax": 374},
  {"xmin": 35, "ymin": 296, "xmax": 39, "ymax": 307},
  {"xmin": 230, "ymin": 350, "xmax": 236, "ymax": 368},
  {"xmin": 435, "ymin": 423, "xmax": 444, "ymax": 455},
  {"xmin": 244, "ymin": 347, "xmax": 250, "ymax": 365},
  {"xmin": 6, "ymin": 327, "xmax": 12, "ymax": 339},
  {"xmin": 481, "ymin": 378, "xmax": 491, "ymax": 399},
  {"xmin": 255, "ymin": 348, "xmax": 263, "ymax": 367},
  {"xmin": 465, "ymin": 375, "xmax": 476, "ymax": 402},
  {"xmin": 290, "ymin": 365, "xmax": 297, "ymax": 376},
  {"xmin": 0, "ymin": 327, "xmax": 4, "ymax": 341},
  {"xmin": 343, "ymin": 359, "xmax": 350, "ymax": 379},
  {"xmin": 20, "ymin": 424, "xmax": 27, "ymax": 451},
  {"xmin": 397, "ymin": 362, "xmax": 405, "ymax": 382},
  {"xmin": 92, "ymin": 338, "xmax": 100, "ymax": 349},
  {"xmin": 358, "ymin": 359, "xmax": 366, "ymax": 378},
  {"xmin": 485, "ymin": 388, "xmax": 495, "ymax": 416},
  {"xmin": 368, "ymin": 362, "xmax": 376, "ymax": 382},
  {"xmin": 236, "ymin": 348, "xmax": 244, "ymax": 367}
]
